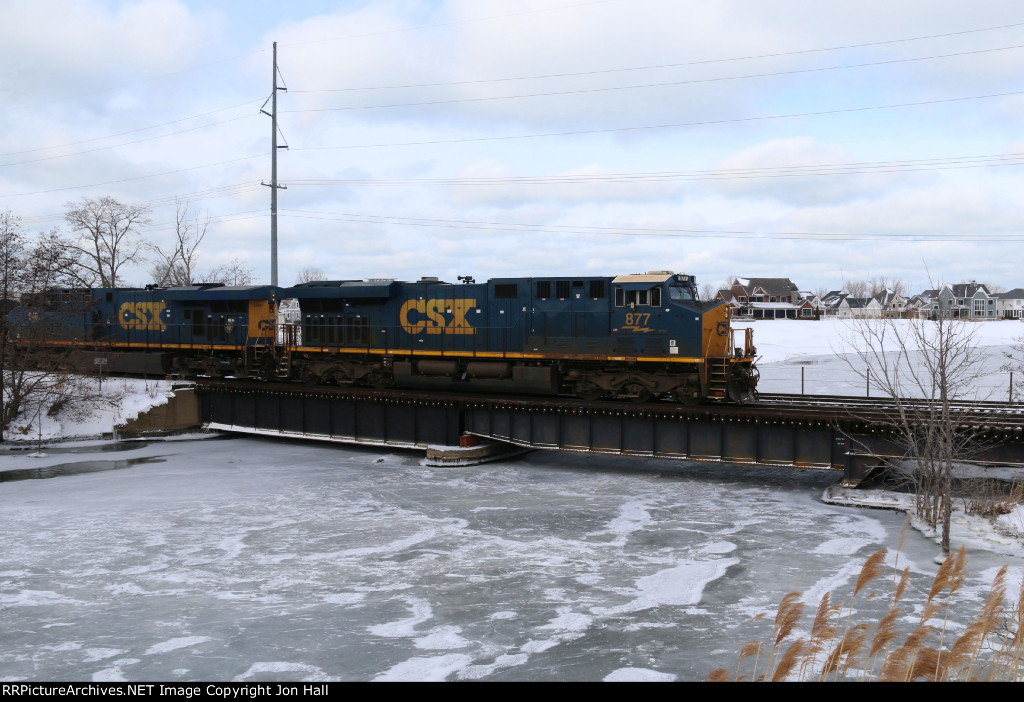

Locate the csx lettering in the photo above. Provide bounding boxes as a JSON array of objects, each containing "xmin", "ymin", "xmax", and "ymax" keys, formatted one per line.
[
  {"xmin": 119, "ymin": 302, "xmax": 166, "ymax": 331},
  {"xmin": 399, "ymin": 298, "xmax": 476, "ymax": 335}
]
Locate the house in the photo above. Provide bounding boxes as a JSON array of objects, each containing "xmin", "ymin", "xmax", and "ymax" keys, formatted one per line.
[
  {"xmin": 917, "ymin": 282, "xmax": 996, "ymax": 320},
  {"xmin": 996, "ymin": 289, "xmax": 1024, "ymax": 319},
  {"xmin": 904, "ymin": 291, "xmax": 935, "ymax": 319},
  {"xmin": 837, "ymin": 297, "xmax": 881, "ymax": 319},
  {"xmin": 872, "ymin": 288, "xmax": 906, "ymax": 317},
  {"xmin": 716, "ymin": 277, "xmax": 809, "ymax": 319},
  {"xmin": 950, "ymin": 282, "xmax": 997, "ymax": 320},
  {"xmin": 820, "ymin": 290, "xmax": 847, "ymax": 316}
]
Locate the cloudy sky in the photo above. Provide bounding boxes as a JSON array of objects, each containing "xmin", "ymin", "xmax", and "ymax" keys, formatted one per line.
[{"xmin": 2, "ymin": 0, "xmax": 1023, "ymax": 294}]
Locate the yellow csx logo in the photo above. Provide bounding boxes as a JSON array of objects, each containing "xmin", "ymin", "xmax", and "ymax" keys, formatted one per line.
[
  {"xmin": 119, "ymin": 301, "xmax": 166, "ymax": 331},
  {"xmin": 399, "ymin": 298, "xmax": 476, "ymax": 335}
]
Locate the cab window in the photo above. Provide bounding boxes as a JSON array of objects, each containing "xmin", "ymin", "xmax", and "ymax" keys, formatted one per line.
[{"xmin": 669, "ymin": 285, "xmax": 694, "ymax": 301}]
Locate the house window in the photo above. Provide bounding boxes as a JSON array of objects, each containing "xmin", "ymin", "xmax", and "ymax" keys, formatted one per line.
[
  {"xmin": 801, "ymin": 308, "xmax": 812, "ymax": 317},
  {"xmin": 738, "ymin": 296, "xmax": 746, "ymax": 303},
  {"xmin": 769, "ymin": 296, "xmax": 777, "ymax": 302},
  {"xmin": 974, "ymin": 299, "xmax": 985, "ymax": 315}
]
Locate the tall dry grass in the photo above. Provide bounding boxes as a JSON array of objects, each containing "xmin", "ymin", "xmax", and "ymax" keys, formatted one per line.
[{"xmin": 707, "ymin": 540, "xmax": 1024, "ymax": 681}]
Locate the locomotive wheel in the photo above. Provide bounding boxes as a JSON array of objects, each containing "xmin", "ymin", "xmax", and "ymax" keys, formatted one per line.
[
  {"xmin": 617, "ymin": 381, "xmax": 651, "ymax": 403},
  {"xmin": 368, "ymin": 371, "xmax": 395, "ymax": 390},
  {"xmin": 574, "ymin": 380, "xmax": 605, "ymax": 401}
]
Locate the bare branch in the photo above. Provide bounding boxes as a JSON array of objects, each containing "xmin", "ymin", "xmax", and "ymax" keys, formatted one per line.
[{"xmin": 63, "ymin": 196, "xmax": 151, "ymax": 287}]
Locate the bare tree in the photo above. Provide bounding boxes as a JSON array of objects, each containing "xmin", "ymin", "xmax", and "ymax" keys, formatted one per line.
[
  {"xmin": 0, "ymin": 212, "xmax": 118, "ymax": 441},
  {"xmin": 63, "ymin": 196, "xmax": 151, "ymax": 287},
  {"xmin": 202, "ymin": 258, "xmax": 254, "ymax": 286},
  {"xmin": 844, "ymin": 279, "xmax": 869, "ymax": 298},
  {"xmin": 0, "ymin": 210, "xmax": 28, "ymax": 439},
  {"xmin": 149, "ymin": 200, "xmax": 210, "ymax": 286},
  {"xmin": 840, "ymin": 305, "xmax": 989, "ymax": 554},
  {"xmin": 699, "ymin": 282, "xmax": 717, "ymax": 301},
  {"xmin": 296, "ymin": 267, "xmax": 328, "ymax": 284}
]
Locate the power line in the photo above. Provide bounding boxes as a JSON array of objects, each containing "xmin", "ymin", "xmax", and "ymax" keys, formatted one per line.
[
  {"xmin": 0, "ymin": 99, "xmax": 264, "ymax": 159},
  {"xmin": 278, "ymin": 208, "xmax": 1024, "ymax": 242},
  {"xmin": 137, "ymin": 209, "xmax": 269, "ymax": 235},
  {"xmin": 289, "ymin": 150, "xmax": 1024, "ymax": 187},
  {"xmin": 285, "ymin": 44, "xmax": 1024, "ymax": 112},
  {"xmin": 0, "ymin": 154, "xmax": 267, "ymax": 199},
  {"xmin": 291, "ymin": 89, "xmax": 1024, "ymax": 152},
  {"xmin": 15, "ymin": 182, "xmax": 266, "ymax": 227},
  {"xmin": 290, "ymin": 20, "xmax": 1024, "ymax": 93},
  {"xmin": 0, "ymin": 114, "xmax": 260, "ymax": 168},
  {"xmin": 2, "ymin": 51, "xmax": 264, "ymax": 113}
]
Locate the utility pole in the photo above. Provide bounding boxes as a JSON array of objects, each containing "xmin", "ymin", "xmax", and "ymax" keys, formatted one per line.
[{"xmin": 261, "ymin": 41, "xmax": 287, "ymax": 286}]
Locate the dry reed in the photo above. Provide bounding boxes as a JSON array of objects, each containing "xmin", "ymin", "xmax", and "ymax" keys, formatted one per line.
[{"xmin": 707, "ymin": 546, "xmax": 1024, "ymax": 682}]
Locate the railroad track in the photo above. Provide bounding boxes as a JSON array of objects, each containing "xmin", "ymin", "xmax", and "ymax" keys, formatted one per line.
[
  {"xmin": 191, "ymin": 379, "xmax": 1024, "ymax": 431},
  {"xmin": 759, "ymin": 393, "xmax": 1024, "ymax": 422}
]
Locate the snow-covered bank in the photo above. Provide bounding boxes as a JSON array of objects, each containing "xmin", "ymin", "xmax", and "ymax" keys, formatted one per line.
[
  {"xmin": 2, "ymin": 377, "xmax": 181, "ymax": 445},
  {"xmin": 824, "ymin": 484, "xmax": 1024, "ymax": 559}
]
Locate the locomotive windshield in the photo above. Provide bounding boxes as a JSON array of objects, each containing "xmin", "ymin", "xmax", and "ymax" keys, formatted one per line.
[{"xmin": 668, "ymin": 284, "xmax": 695, "ymax": 301}]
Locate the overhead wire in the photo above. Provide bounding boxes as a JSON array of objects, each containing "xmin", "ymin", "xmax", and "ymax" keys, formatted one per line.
[
  {"xmin": 0, "ymin": 98, "xmax": 265, "ymax": 158},
  {"xmin": 0, "ymin": 154, "xmax": 268, "ymax": 199},
  {"xmin": 288, "ymin": 150, "xmax": 1024, "ymax": 187},
  {"xmin": 290, "ymin": 89, "xmax": 1024, "ymax": 152},
  {"xmin": 283, "ymin": 43, "xmax": 1024, "ymax": 113},
  {"xmin": 0, "ymin": 113, "xmax": 261, "ymax": 168},
  {"xmin": 278, "ymin": 208, "xmax": 1024, "ymax": 242},
  {"xmin": 289, "ymin": 19, "xmax": 1024, "ymax": 93},
  {"xmin": 15, "ymin": 182, "xmax": 266, "ymax": 227},
  {"xmin": 7, "ymin": 14, "xmax": 1024, "ymax": 242}
]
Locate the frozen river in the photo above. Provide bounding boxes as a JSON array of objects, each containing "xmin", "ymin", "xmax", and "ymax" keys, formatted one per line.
[{"xmin": 2, "ymin": 434, "xmax": 1021, "ymax": 682}]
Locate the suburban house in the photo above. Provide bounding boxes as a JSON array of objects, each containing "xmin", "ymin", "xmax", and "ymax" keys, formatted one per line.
[
  {"xmin": 996, "ymin": 289, "xmax": 1024, "ymax": 319},
  {"xmin": 717, "ymin": 277, "xmax": 815, "ymax": 319},
  {"xmin": 837, "ymin": 297, "xmax": 880, "ymax": 318},
  {"xmin": 873, "ymin": 288, "xmax": 906, "ymax": 317},
  {"xmin": 917, "ymin": 282, "xmax": 997, "ymax": 320},
  {"xmin": 831, "ymin": 289, "xmax": 906, "ymax": 318},
  {"xmin": 820, "ymin": 290, "xmax": 847, "ymax": 316}
]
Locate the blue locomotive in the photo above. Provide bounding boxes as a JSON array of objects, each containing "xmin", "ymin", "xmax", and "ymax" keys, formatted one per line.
[{"xmin": 13, "ymin": 271, "xmax": 758, "ymax": 403}]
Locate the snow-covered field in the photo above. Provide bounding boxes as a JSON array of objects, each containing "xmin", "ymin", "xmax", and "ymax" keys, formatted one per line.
[{"xmin": 735, "ymin": 317, "xmax": 1024, "ymax": 398}]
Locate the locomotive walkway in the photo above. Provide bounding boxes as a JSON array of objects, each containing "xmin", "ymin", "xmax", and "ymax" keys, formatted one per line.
[{"xmin": 194, "ymin": 380, "xmax": 1024, "ymax": 485}]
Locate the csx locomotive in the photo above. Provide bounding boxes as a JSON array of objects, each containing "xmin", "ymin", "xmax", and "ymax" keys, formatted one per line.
[{"xmin": 14, "ymin": 271, "xmax": 759, "ymax": 403}]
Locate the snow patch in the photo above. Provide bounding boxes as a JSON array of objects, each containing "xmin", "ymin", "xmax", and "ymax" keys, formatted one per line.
[
  {"xmin": 604, "ymin": 667, "xmax": 677, "ymax": 682},
  {"xmin": 373, "ymin": 654, "xmax": 475, "ymax": 682},
  {"xmin": 143, "ymin": 636, "xmax": 212, "ymax": 655}
]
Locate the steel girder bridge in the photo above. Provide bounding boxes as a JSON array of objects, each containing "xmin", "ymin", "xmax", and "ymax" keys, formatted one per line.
[{"xmin": 196, "ymin": 381, "xmax": 1024, "ymax": 484}]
